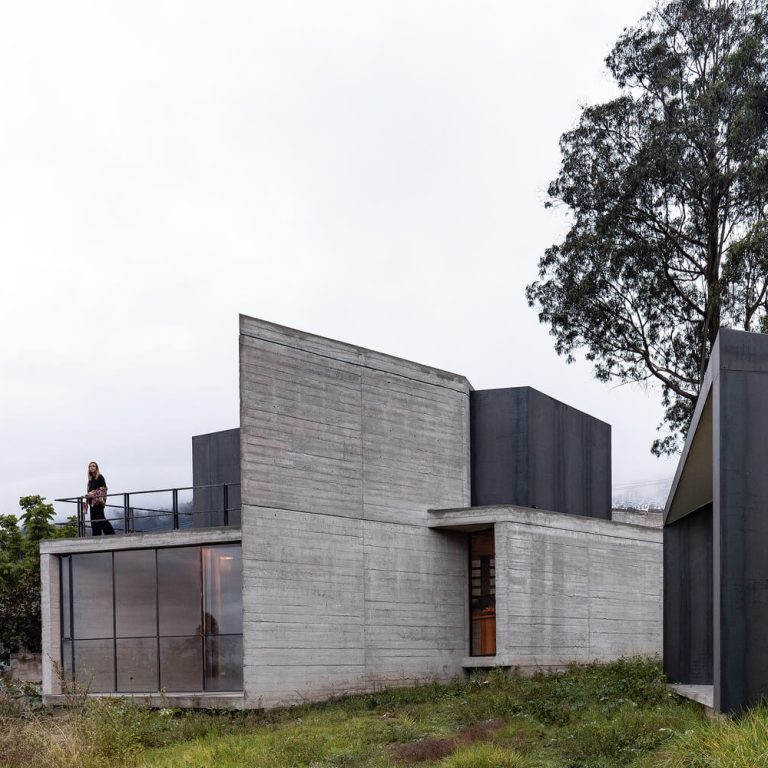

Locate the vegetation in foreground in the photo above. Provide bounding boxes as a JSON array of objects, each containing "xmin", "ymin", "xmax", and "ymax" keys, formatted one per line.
[
  {"xmin": 2, "ymin": 659, "xmax": 767, "ymax": 768},
  {"xmin": 0, "ymin": 660, "xmax": 712, "ymax": 768}
]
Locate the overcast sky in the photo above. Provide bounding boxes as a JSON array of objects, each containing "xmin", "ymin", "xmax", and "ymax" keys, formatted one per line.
[{"xmin": 0, "ymin": 0, "xmax": 679, "ymax": 520}]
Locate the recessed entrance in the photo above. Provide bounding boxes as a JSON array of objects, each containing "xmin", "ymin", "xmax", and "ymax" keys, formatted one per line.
[{"xmin": 469, "ymin": 529, "xmax": 496, "ymax": 656}]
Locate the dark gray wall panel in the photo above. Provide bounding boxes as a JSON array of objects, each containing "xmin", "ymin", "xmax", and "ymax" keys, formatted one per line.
[
  {"xmin": 470, "ymin": 389, "xmax": 530, "ymax": 507},
  {"xmin": 192, "ymin": 428, "xmax": 241, "ymax": 527},
  {"xmin": 664, "ymin": 329, "xmax": 768, "ymax": 713},
  {"xmin": 470, "ymin": 387, "xmax": 610, "ymax": 518},
  {"xmin": 716, "ymin": 365, "xmax": 768, "ymax": 712},
  {"xmin": 663, "ymin": 503, "xmax": 713, "ymax": 685}
]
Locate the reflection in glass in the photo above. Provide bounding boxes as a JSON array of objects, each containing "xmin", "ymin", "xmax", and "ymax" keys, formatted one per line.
[
  {"xmin": 192, "ymin": 485, "xmax": 223, "ymax": 529},
  {"xmin": 203, "ymin": 545, "xmax": 242, "ymax": 635},
  {"xmin": 158, "ymin": 547, "xmax": 201, "ymax": 636},
  {"xmin": 114, "ymin": 550, "xmax": 157, "ymax": 637},
  {"xmin": 160, "ymin": 636, "xmax": 203, "ymax": 692},
  {"xmin": 469, "ymin": 529, "xmax": 496, "ymax": 657},
  {"xmin": 73, "ymin": 639, "xmax": 115, "ymax": 693},
  {"xmin": 61, "ymin": 556, "xmax": 71, "ymax": 640},
  {"xmin": 130, "ymin": 491, "xmax": 174, "ymax": 533},
  {"xmin": 226, "ymin": 485, "xmax": 241, "ymax": 527},
  {"xmin": 177, "ymin": 488, "xmax": 194, "ymax": 530},
  {"xmin": 72, "ymin": 553, "xmax": 113, "ymax": 639},
  {"xmin": 117, "ymin": 638, "xmax": 158, "ymax": 692},
  {"xmin": 61, "ymin": 543, "xmax": 243, "ymax": 694},
  {"xmin": 205, "ymin": 635, "xmax": 243, "ymax": 692}
]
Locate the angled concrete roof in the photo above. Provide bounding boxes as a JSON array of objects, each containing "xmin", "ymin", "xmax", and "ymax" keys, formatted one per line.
[{"xmin": 239, "ymin": 314, "xmax": 473, "ymax": 393}]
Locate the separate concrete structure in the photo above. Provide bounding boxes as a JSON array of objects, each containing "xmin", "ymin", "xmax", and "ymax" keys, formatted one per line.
[
  {"xmin": 40, "ymin": 316, "xmax": 662, "ymax": 708},
  {"xmin": 665, "ymin": 328, "xmax": 768, "ymax": 714},
  {"xmin": 429, "ymin": 506, "xmax": 662, "ymax": 671}
]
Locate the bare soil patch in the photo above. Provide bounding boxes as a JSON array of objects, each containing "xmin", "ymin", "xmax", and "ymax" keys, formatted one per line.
[{"xmin": 391, "ymin": 717, "xmax": 506, "ymax": 763}]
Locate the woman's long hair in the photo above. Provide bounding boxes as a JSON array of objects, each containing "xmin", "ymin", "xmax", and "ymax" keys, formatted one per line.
[{"xmin": 87, "ymin": 461, "xmax": 100, "ymax": 481}]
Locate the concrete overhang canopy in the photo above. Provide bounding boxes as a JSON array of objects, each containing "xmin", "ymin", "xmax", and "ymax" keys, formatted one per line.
[{"xmin": 428, "ymin": 504, "xmax": 662, "ymax": 541}]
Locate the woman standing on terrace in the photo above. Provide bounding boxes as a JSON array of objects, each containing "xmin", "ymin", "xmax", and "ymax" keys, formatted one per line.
[{"xmin": 86, "ymin": 461, "xmax": 115, "ymax": 536}]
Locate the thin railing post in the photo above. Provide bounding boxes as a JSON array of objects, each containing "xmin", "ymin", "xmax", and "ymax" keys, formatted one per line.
[
  {"xmin": 123, "ymin": 493, "xmax": 130, "ymax": 534},
  {"xmin": 77, "ymin": 496, "xmax": 85, "ymax": 537},
  {"xmin": 223, "ymin": 484, "xmax": 229, "ymax": 527},
  {"xmin": 172, "ymin": 489, "xmax": 179, "ymax": 530}
]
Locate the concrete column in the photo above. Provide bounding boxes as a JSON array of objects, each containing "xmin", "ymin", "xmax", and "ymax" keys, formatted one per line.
[{"xmin": 40, "ymin": 552, "xmax": 62, "ymax": 696}]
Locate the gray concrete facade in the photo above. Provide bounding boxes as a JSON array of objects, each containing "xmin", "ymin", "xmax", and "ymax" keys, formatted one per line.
[
  {"xmin": 39, "ymin": 315, "xmax": 663, "ymax": 709},
  {"xmin": 239, "ymin": 316, "xmax": 471, "ymax": 706},
  {"xmin": 429, "ymin": 506, "xmax": 662, "ymax": 670},
  {"xmin": 665, "ymin": 328, "xmax": 768, "ymax": 713}
]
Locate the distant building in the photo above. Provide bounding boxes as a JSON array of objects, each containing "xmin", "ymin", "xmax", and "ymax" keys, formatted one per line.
[{"xmin": 611, "ymin": 507, "xmax": 663, "ymax": 529}]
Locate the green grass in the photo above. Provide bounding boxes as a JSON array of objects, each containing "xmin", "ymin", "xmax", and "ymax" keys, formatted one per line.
[
  {"xmin": 0, "ymin": 659, "xmax": 730, "ymax": 768},
  {"xmin": 650, "ymin": 705, "xmax": 768, "ymax": 768}
]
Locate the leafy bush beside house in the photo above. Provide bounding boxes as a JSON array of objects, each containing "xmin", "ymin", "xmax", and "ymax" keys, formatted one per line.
[{"xmin": 0, "ymin": 496, "xmax": 76, "ymax": 660}]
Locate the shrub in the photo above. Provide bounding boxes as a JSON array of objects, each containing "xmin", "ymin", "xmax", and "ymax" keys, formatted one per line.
[{"xmin": 557, "ymin": 704, "xmax": 686, "ymax": 766}]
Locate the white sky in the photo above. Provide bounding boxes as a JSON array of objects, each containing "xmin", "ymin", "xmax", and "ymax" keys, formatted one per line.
[{"xmin": 0, "ymin": 0, "xmax": 679, "ymax": 519}]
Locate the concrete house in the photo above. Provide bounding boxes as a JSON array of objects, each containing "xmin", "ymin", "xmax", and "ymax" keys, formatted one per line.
[{"xmin": 40, "ymin": 316, "xmax": 662, "ymax": 707}]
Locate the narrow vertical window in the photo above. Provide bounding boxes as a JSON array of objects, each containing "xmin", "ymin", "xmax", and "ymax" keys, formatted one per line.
[
  {"xmin": 469, "ymin": 529, "xmax": 496, "ymax": 656},
  {"xmin": 202, "ymin": 545, "xmax": 243, "ymax": 691}
]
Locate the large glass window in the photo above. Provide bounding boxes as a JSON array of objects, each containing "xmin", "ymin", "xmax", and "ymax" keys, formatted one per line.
[
  {"xmin": 469, "ymin": 529, "xmax": 496, "ymax": 657},
  {"xmin": 114, "ymin": 549, "xmax": 157, "ymax": 637},
  {"xmin": 60, "ymin": 543, "xmax": 242, "ymax": 693},
  {"xmin": 158, "ymin": 547, "xmax": 202, "ymax": 636},
  {"xmin": 72, "ymin": 552, "xmax": 113, "ymax": 640}
]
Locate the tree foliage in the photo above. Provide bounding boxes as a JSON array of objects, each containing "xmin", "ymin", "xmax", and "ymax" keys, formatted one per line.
[
  {"xmin": 526, "ymin": 0, "xmax": 768, "ymax": 454},
  {"xmin": 0, "ymin": 496, "xmax": 76, "ymax": 657}
]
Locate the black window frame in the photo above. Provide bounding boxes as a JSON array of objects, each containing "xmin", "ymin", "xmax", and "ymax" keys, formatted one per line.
[{"xmin": 59, "ymin": 542, "xmax": 243, "ymax": 694}]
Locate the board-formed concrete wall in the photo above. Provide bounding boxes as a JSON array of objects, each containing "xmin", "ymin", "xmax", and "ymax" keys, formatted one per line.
[
  {"xmin": 239, "ymin": 316, "xmax": 471, "ymax": 707},
  {"xmin": 497, "ymin": 512, "xmax": 661, "ymax": 668}
]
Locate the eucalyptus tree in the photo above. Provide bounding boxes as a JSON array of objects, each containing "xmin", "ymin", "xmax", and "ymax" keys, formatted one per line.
[{"xmin": 527, "ymin": 0, "xmax": 768, "ymax": 454}]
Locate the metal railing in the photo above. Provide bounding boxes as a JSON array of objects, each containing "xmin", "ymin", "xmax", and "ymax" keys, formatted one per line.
[{"xmin": 55, "ymin": 483, "xmax": 241, "ymax": 537}]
